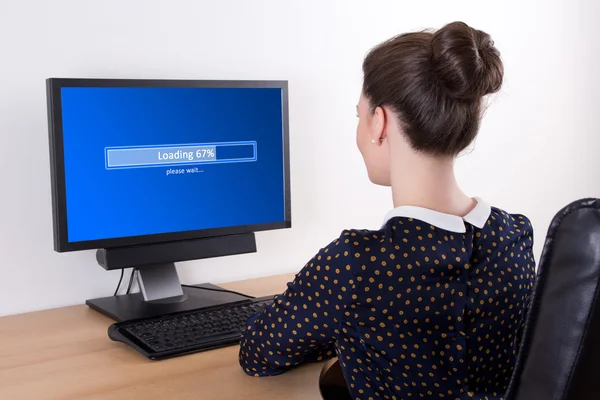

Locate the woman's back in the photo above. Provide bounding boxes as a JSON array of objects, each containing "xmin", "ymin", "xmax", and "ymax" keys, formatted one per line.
[{"xmin": 336, "ymin": 201, "xmax": 534, "ymax": 398}]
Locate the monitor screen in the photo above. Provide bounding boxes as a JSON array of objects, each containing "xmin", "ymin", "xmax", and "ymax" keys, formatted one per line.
[{"xmin": 49, "ymin": 81, "xmax": 289, "ymax": 249}]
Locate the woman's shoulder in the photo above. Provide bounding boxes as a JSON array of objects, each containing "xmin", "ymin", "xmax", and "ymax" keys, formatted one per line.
[
  {"xmin": 487, "ymin": 206, "xmax": 534, "ymax": 235},
  {"xmin": 339, "ymin": 228, "xmax": 386, "ymax": 241},
  {"xmin": 318, "ymin": 228, "xmax": 390, "ymax": 264},
  {"xmin": 331, "ymin": 228, "xmax": 386, "ymax": 255}
]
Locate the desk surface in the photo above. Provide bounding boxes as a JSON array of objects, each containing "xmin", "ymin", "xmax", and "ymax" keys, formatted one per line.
[{"xmin": 0, "ymin": 273, "xmax": 326, "ymax": 400}]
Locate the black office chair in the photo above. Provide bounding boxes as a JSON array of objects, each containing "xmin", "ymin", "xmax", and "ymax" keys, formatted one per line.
[
  {"xmin": 506, "ymin": 198, "xmax": 600, "ymax": 399},
  {"xmin": 320, "ymin": 198, "xmax": 600, "ymax": 399}
]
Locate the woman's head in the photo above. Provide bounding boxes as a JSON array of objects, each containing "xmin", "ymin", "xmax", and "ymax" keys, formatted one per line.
[{"xmin": 357, "ymin": 21, "xmax": 503, "ymax": 186}]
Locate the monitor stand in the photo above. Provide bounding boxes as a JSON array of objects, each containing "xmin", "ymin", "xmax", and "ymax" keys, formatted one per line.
[{"xmin": 86, "ymin": 263, "xmax": 251, "ymax": 322}]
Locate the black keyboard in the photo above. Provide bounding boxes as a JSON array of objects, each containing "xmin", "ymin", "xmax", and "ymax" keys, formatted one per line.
[{"xmin": 108, "ymin": 296, "xmax": 273, "ymax": 360}]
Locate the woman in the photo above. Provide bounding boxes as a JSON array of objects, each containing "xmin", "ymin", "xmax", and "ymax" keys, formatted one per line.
[{"xmin": 239, "ymin": 21, "xmax": 535, "ymax": 400}]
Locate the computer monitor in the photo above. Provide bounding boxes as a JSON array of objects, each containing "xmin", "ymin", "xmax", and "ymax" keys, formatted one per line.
[{"xmin": 46, "ymin": 78, "xmax": 291, "ymax": 321}]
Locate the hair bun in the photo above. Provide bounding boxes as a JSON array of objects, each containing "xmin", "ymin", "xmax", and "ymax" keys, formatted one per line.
[{"xmin": 431, "ymin": 21, "xmax": 503, "ymax": 100}]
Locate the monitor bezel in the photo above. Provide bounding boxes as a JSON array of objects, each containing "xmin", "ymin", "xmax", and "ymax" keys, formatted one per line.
[{"xmin": 46, "ymin": 78, "xmax": 291, "ymax": 252}]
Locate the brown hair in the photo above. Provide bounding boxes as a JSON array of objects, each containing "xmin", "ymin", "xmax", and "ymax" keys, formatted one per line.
[{"xmin": 362, "ymin": 21, "xmax": 503, "ymax": 156}]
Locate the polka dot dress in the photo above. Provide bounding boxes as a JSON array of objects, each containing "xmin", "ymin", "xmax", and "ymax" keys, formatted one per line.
[{"xmin": 239, "ymin": 207, "xmax": 535, "ymax": 400}]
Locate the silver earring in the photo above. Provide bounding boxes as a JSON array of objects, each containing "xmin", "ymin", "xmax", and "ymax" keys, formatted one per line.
[{"xmin": 371, "ymin": 139, "xmax": 376, "ymax": 144}]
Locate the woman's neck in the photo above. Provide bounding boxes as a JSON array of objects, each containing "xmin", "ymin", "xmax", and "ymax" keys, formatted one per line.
[{"xmin": 389, "ymin": 148, "xmax": 475, "ymax": 216}]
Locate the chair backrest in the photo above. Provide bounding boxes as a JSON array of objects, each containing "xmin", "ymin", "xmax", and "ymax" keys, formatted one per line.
[{"xmin": 506, "ymin": 198, "xmax": 600, "ymax": 400}]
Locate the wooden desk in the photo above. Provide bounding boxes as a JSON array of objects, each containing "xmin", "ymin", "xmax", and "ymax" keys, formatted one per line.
[{"xmin": 0, "ymin": 274, "xmax": 326, "ymax": 400}]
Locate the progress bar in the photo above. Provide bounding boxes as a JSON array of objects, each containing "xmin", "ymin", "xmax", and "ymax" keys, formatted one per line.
[{"xmin": 105, "ymin": 141, "xmax": 257, "ymax": 169}]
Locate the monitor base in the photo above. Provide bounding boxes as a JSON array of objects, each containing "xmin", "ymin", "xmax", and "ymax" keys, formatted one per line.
[{"xmin": 86, "ymin": 283, "xmax": 251, "ymax": 322}]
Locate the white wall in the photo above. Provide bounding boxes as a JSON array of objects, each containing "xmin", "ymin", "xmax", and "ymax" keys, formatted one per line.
[{"xmin": 1, "ymin": 0, "xmax": 599, "ymax": 316}]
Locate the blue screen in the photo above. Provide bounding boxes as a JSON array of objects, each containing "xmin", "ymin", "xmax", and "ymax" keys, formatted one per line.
[{"xmin": 61, "ymin": 87, "xmax": 286, "ymax": 243}]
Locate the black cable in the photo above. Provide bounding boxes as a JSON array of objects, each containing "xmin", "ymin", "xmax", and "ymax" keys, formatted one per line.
[
  {"xmin": 126, "ymin": 268, "xmax": 137, "ymax": 294},
  {"xmin": 181, "ymin": 284, "xmax": 255, "ymax": 299},
  {"xmin": 113, "ymin": 269, "xmax": 125, "ymax": 296}
]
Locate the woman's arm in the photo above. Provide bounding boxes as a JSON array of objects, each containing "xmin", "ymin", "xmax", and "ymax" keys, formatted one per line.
[{"xmin": 239, "ymin": 230, "xmax": 359, "ymax": 376}]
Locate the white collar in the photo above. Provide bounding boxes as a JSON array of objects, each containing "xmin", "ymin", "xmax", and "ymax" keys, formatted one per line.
[{"xmin": 381, "ymin": 197, "xmax": 491, "ymax": 233}]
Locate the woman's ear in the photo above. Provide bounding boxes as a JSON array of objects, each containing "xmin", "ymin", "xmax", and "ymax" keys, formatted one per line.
[{"xmin": 373, "ymin": 106, "xmax": 387, "ymax": 145}]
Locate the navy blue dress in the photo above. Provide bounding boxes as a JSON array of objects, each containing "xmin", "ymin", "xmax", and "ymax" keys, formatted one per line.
[{"xmin": 239, "ymin": 200, "xmax": 535, "ymax": 399}]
